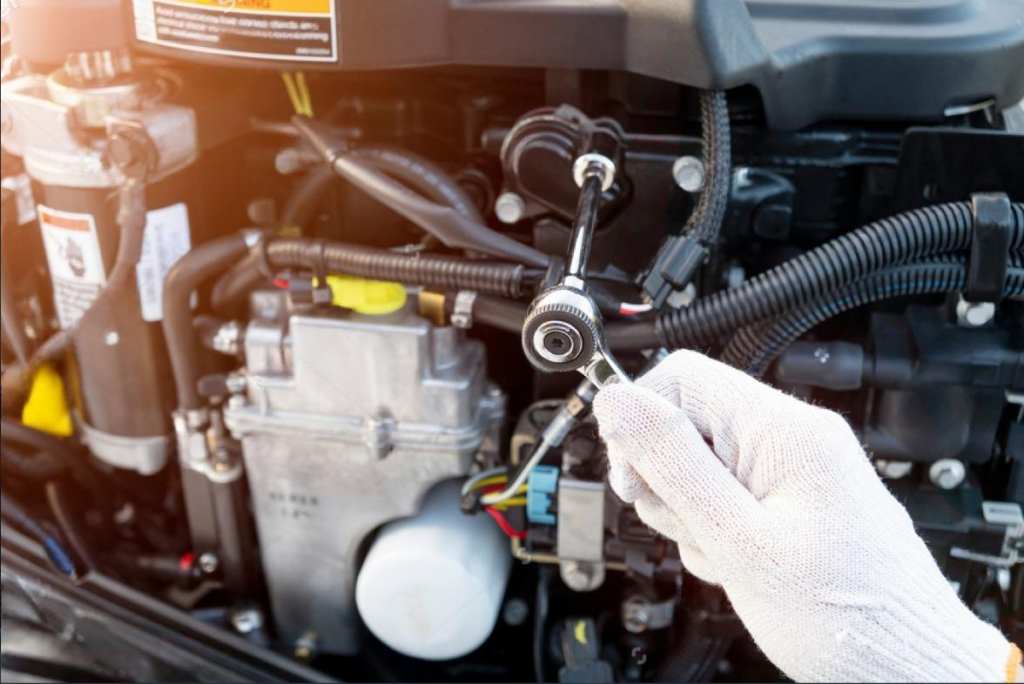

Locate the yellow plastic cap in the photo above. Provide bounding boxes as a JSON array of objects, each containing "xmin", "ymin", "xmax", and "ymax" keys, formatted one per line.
[
  {"xmin": 21, "ymin": 364, "xmax": 74, "ymax": 438},
  {"xmin": 322, "ymin": 275, "xmax": 407, "ymax": 315}
]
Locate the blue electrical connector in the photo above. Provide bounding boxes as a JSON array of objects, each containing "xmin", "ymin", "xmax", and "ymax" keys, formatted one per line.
[{"xmin": 527, "ymin": 466, "xmax": 560, "ymax": 526}]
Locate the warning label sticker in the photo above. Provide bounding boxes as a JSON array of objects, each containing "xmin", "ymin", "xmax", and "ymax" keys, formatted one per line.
[
  {"xmin": 133, "ymin": 0, "xmax": 338, "ymax": 63},
  {"xmin": 39, "ymin": 207, "xmax": 108, "ymax": 330},
  {"xmin": 135, "ymin": 203, "xmax": 192, "ymax": 323}
]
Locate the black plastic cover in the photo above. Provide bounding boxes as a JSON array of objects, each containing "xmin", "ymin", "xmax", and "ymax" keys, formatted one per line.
[{"xmin": 122, "ymin": 0, "xmax": 1024, "ymax": 130}]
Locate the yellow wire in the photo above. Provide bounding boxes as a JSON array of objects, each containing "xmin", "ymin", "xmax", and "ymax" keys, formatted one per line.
[
  {"xmin": 492, "ymin": 497, "xmax": 528, "ymax": 511},
  {"xmin": 472, "ymin": 476, "xmax": 510, "ymax": 491},
  {"xmin": 296, "ymin": 72, "xmax": 314, "ymax": 117},
  {"xmin": 282, "ymin": 73, "xmax": 304, "ymax": 116}
]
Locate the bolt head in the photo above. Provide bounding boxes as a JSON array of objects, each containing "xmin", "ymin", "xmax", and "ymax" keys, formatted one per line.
[
  {"xmin": 673, "ymin": 156, "xmax": 706, "ymax": 193},
  {"xmin": 231, "ymin": 609, "xmax": 264, "ymax": 635},
  {"xmin": 956, "ymin": 298, "xmax": 996, "ymax": 328},
  {"xmin": 929, "ymin": 460, "xmax": 966, "ymax": 490},
  {"xmin": 495, "ymin": 192, "xmax": 526, "ymax": 225},
  {"xmin": 198, "ymin": 552, "xmax": 220, "ymax": 575},
  {"xmin": 104, "ymin": 332, "xmax": 120, "ymax": 346}
]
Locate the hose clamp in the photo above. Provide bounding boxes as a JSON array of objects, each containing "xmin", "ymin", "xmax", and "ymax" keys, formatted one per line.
[
  {"xmin": 451, "ymin": 291, "xmax": 478, "ymax": 330},
  {"xmin": 966, "ymin": 192, "xmax": 1013, "ymax": 304}
]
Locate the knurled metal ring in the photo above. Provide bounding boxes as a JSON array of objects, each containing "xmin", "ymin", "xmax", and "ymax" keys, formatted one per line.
[{"xmin": 523, "ymin": 302, "xmax": 599, "ymax": 373}]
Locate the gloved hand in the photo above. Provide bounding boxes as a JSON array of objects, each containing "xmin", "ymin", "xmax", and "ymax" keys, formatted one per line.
[{"xmin": 594, "ymin": 350, "xmax": 1019, "ymax": 684}]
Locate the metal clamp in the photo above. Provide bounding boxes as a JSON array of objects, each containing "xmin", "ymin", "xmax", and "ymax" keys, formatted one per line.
[{"xmin": 451, "ymin": 291, "xmax": 478, "ymax": 330}]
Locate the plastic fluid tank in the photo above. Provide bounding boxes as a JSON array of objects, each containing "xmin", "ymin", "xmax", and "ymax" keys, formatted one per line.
[{"xmin": 355, "ymin": 480, "xmax": 513, "ymax": 661}]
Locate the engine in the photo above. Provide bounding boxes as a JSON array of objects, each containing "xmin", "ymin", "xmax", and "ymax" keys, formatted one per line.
[{"xmin": 1, "ymin": 1, "xmax": 1022, "ymax": 681}]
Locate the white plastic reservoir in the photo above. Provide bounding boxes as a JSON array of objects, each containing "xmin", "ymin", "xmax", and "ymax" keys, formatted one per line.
[{"xmin": 355, "ymin": 480, "xmax": 513, "ymax": 661}]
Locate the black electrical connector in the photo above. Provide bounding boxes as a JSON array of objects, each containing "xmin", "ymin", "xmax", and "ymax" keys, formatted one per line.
[{"xmin": 638, "ymin": 236, "xmax": 709, "ymax": 309}]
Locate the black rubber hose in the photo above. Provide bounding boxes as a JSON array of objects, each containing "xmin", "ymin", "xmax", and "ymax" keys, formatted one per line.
[
  {"xmin": 1, "ymin": 180, "xmax": 150, "ymax": 404},
  {"xmin": 264, "ymin": 238, "xmax": 531, "ymax": 298},
  {"xmin": 0, "ymin": 491, "xmax": 78, "ymax": 577},
  {"xmin": 0, "ymin": 443, "xmax": 66, "ymax": 481},
  {"xmin": 656, "ymin": 202, "xmax": 1024, "ymax": 350},
  {"xmin": 210, "ymin": 256, "xmax": 267, "ymax": 317},
  {"xmin": 1, "ymin": 419, "xmax": 81, "ymax": 461},
  {"xmin": 686, "ymin": 90, "xmax": 731, "ymax": 246},
  {"xmin": 1, "ymin": 188, "xmax": 32, "ymax": 365},
  {"xmin": 292, "ymin": 116, "xmax": 550, "ymax": 268},
  {"xmin": 279, "ymin": 147, "xmax": 484, "ymax": 233},
  {"xmin": 45, "ymin": 481, "xmax": 97, "ymax": 572},
  {"xmin": 162, "ymin": 233, "xmax": 252, "ymax": 411},
  {"xmin": 725, "ymin": 256, "xmax": 1024, "ymax": 376}
]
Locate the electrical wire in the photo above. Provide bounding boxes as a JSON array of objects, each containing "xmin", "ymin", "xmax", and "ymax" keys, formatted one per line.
[
  {"xmin": 485, "ymin": 507, "xmax": 527, "ymax": 540},
  {"xmin": 282, "ymin": 72, "xmax": 314, "ymax": 117},
  {"xmin": 462, "ymin": 467, "xmax": 510, "ymax": 497}
]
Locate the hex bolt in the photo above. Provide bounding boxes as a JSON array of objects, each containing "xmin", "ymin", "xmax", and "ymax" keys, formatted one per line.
[
  {"xmin": 622, "ymin": 597, "xmax": 653, "ymax": 634},
  {"xmin": 673, "ymin": 156, "xmax": 706, "ymax": 193},
  {"xmin": 104, "ymin": 332, "xmax": 120, "ymax": 347},
  {"xmin": 929, "ymin": 459, "xmax": 967, "ymax": 490},
  {"xmin": 876, "ymin": 460, "xmax": 914, "ymax": 480},
  {"xmin": 562, "ymin": 561, "xmax": 596, "ymax": 592},
  {"xmin": 956, "ymin": 299, "xmax": 996, "ymax": 328},
  {"xmin": 495, "ymin": 192, "xmax": 527, "ymax": 225},
  {"xmin": 198, "ymin": 552, "xmax": 220, "ymax": 575},
  {"xmin": 231, "ymin": 608, "xmax": 265, "ymax": 636}
]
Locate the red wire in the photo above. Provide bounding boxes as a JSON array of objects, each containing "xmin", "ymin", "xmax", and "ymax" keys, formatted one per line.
[
  {"xmin": 273, "ymin": 278, "xmax": 290, "ymax": 290},
  {"xmin": 485, "ymin": 507, "xmax": 527, "ymax": 540}
]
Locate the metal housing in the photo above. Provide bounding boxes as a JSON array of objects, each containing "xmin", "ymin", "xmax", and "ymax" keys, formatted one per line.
[{"xmin": 224, "ymin": 295, "xmax": 504, "ymax": 655}]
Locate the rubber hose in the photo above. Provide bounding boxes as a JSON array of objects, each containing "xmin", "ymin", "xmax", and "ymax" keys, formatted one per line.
[
  {"xmin": 264, "ymin": 238, "xmax": 530, "ymax": 298},
  {"xmin": 1, "ymin": 180, "xmax": 150, "ymax": 404},
  {"xmin": 0, "ymin": 443, "xmax": 66, "ymax": 481},
  {"xmin": 162, "ymin": 233, "xmax": 252, "ymax": 411},
  {"xmin": 725, "ymin": 256, "xmax": 1024, "ymax": 376},
  {"xmin": 655, "ymin": 587, "xmax": 733, "ymax": 683},
  {"xmin": 656, "ymin": 202, "xmax": 1024, "ymax": 350},
  {"xmin": 1, "ymin": 419, "xmax": 81, "ymax": 462},
  {"xmin": 0, "ymin": 491, "xmax": 77, "ymax": 577},
  {"xmin": 292, "ymin": 116, "xmax": 550, "ymax": 267},
  {"xmin": 686, "ymin": 91, "xmax": 732, "ymax": 246},
  {"xmin": 280, "ymin": 148, "xmax": 483, "ymax": 233},
  {"xmin": 1, "ymin": 188, "xmax": 31, "ymax": 365},
  {"xmin": 209, "ymin": 256, "xmax": 266, "ymax": 317},
  {"xmin": 45, "ymin": 480, "xmax": 97, "ymax": 571}
]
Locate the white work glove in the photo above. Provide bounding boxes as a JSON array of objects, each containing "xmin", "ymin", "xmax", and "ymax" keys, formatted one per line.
[{"xmin": 593, "ymin": 350, "xmax": 1019, "ymax": 684}]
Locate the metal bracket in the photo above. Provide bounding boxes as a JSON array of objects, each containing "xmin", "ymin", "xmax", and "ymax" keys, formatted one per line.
[{"xmin": 950, "ymin": 501, "xmax": 1024, "ymax": 568}]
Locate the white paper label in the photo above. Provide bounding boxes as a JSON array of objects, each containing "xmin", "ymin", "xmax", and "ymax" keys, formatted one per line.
[
  {"xmin": 136, "ymin": 202, "xmax": 192, "ymax": 322},
  {"xmin": 38, "ymin": 206, "xmax": 108, "ymax": 330},
  {"xmin": 1, "ymin": 174, "xmax": 37, "ymax": 225}
]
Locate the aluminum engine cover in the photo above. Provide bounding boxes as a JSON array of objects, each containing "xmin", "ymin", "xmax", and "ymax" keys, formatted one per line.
[{"xmin": 224, "ymin": 299, "xmax": 504, "ymax": 655}]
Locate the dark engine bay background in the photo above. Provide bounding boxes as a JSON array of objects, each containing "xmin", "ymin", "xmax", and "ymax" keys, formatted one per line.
[{"xmin": 1, "ymin": 1, "xmax": 1022, "ymax": 682}]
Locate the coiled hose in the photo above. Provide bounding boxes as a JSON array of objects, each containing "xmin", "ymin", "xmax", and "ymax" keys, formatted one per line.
[
  {"xmin": 724, "ymin": 256, "xmax": 1024, "ymax": 375},
  {"xmin": 263, "ymin": 239, "xmax": 532, "ymax": 299},
  {"xmin": 619, "ymin": 202, "xmax": 1024, "ymax": 351},
  {"xmin": 213, "ymin": 143, "xmax": 493, "ymax": 317}
]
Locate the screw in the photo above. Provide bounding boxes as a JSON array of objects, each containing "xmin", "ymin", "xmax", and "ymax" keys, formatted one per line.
[
  {"xmin": 495, "ymin": 192, "xmax": 527, "ymax": 225},
  {"xmin": 622, "ymin": 597, "xmax": 653, "ymax": 634},
  {"xmin": 956, "ymin": 300, "xmax": 996, "ymax": 328},
  {"xmin": 929, "ymin": 459, "xmax": 967, "ymax": 490},
  {"xmin": 104, "ymin": 332, "xmax": 120, "ymax": 346},
  {"xmin": 672, "ymin": 156, "xmax": 706, "ymax": 193},
  {"xmin": 231, "ymin": 608, "xmax": 264, "ymax": 636},
  {"xmin": 875, "ymin": 460, "xmax": 913, "ymax": 480},
  {"xmin": 198, "ymin": 552, "xmax": 220, "ymax": 575},
  {"xmin": 562, "ymin": 561, "xmax": 595, "ymax": 592}
]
